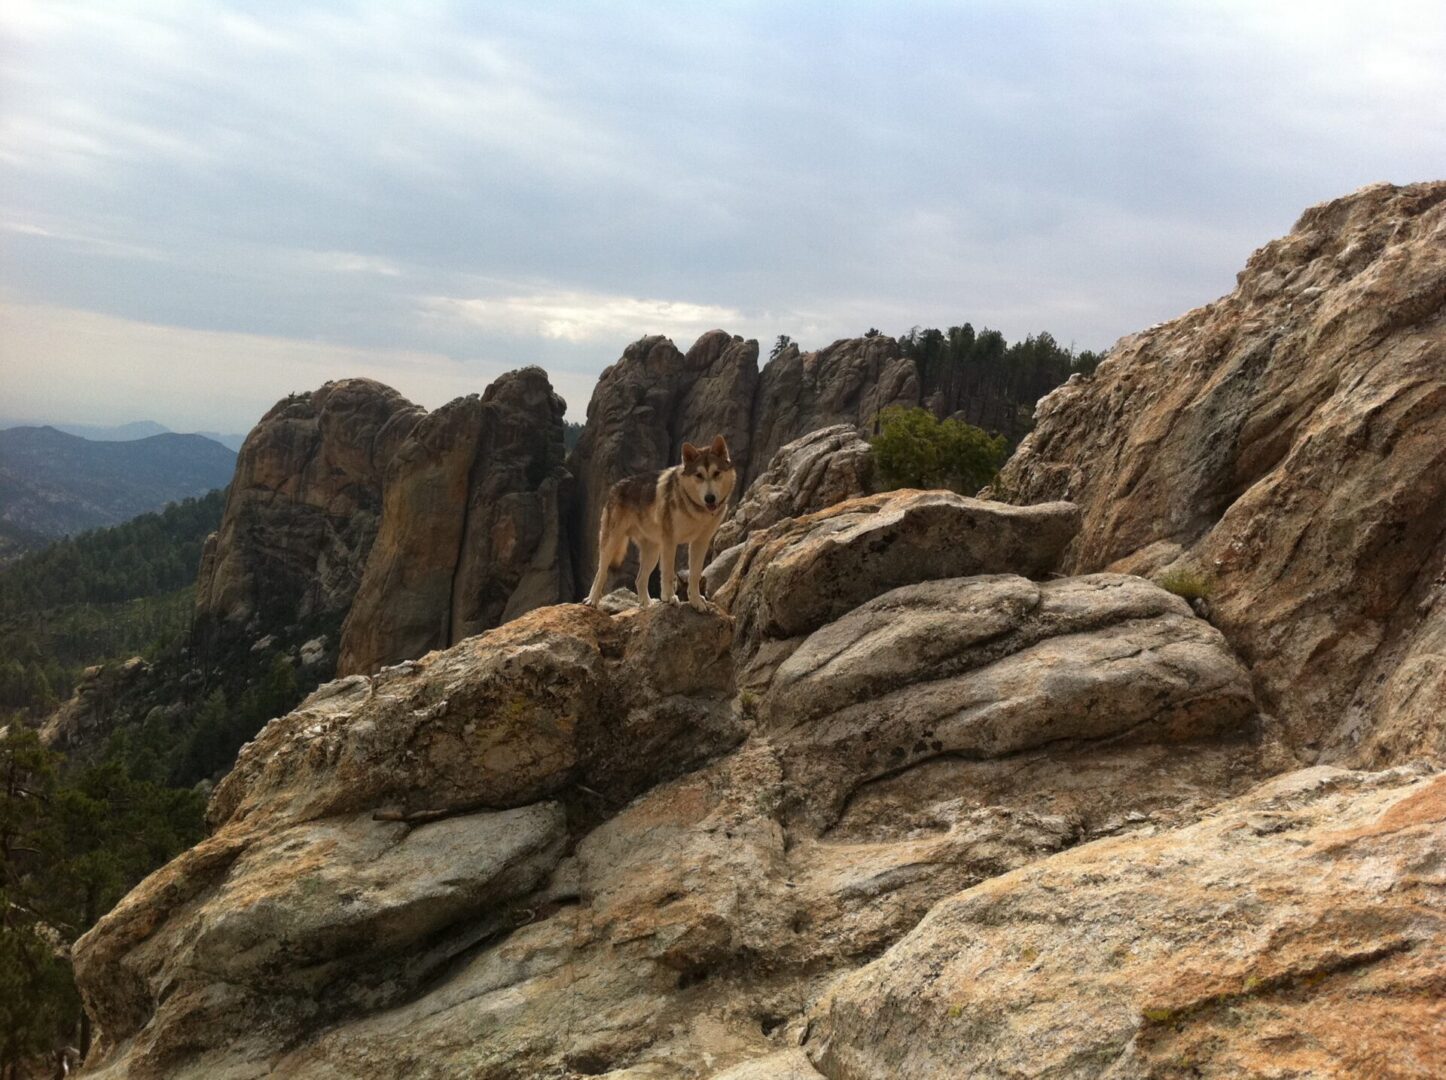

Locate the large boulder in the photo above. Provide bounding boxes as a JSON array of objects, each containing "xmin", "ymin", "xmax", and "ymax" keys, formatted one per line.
[
  {"xmin": 996, "ymin": 181, "xmax": 1446, "ymax": 765},
  {"xmin": 336, "ymin": 368, "xmax": 573, "ymax": 676},
  {"xmin": 807, "ymin": 764, "xmax": 1446, "ymax": 1079},
  {"xmin": 711, "ymin": 489, "xmax": 1079, "ymax": 681},
  {"xmin": 73, "ymin": 602, "xmax": 738, "ymax": 1078},
  {"xmin": 710, "ymin": 424, "xmax": 874, "ymax": 556},
  {"xmin": 764, "ymin": 574, "xmax": 1258, "ymax": 830},
  {"xmin": 194, "ymin": 378, "xmax": 424, "ymax": 632},
  {"xmin": 568, "ymin": 331, "xmax": 759, "ymax": 592}
]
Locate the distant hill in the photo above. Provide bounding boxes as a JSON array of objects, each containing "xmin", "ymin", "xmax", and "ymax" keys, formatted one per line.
[
  {"xmin": 1, "ymin": 418, "xmax": 248, "ymax": 452},
  {"xmin": 53, "ymin": 420, "xmax": 173, "ymax": 441},
  {"xmin": 0, "ymin": 427, "xmax": 236, "ymax": 542}
]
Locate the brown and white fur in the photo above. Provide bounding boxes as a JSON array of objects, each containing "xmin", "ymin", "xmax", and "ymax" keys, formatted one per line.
[{"xmin": 585, "ymin": 435, "xmax": 737, "ymax": 611}]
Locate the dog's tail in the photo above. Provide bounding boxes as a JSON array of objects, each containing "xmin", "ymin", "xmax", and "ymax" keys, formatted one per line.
[{"xmin": 596, "ymin": 505, "xmax": 628, "ymax": 570}]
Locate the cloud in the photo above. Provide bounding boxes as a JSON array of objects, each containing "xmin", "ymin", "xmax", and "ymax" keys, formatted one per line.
[
  {"xmin": 1, "ymin": 0, "xmax": 1443, "ymax": 431},
  {"xmin": 422, "ymin": 290, "xmax": 750, "ymax": 345},
  {"xmin": 0, "ymin": 298, "xmax": 601, "ymax": 429}
]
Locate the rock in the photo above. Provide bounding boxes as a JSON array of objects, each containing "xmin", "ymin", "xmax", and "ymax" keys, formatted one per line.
[
  {"xmin": 764, "ymin": 574, "xmax": 1257, "ymax": 830},
  {"xmin": 73, "ymin": 601, "xmax": 739, "ymax": 1078},
  {"xmin": 996, "ymin": 181, "xmax": 1446, "ymax": 765},
  {"xmin": 74, "ymin": 805, "xmax": 565, "ymax": 1073},
  {"xmin": 215, "ymin": 605, "xmax": 735, "ymax": 831},
  {"xmin": 568, "ymin": 331, "xmax": 759, "ymax": 593},
  {"xmin": 336, "ymin": 368, "xmax": 574, "ymax": 675},
  {"xmin": 298, "ymin": 636, "xmax": 326, "ymax": 666},
  {"xmin": 711, "ymin": 424, "xmax": 874, "ymax": 556},
  {"xmin": 749, "ymin": 336, "xmax": 919, "ymax": 483},
  {"xmin": 194, "ymin": 378, "xmax": 424, "ymax": 631},
  {"xmin": 710, "ymin": 1051, "xmax": 827, "ymax": 1079},
  {"xmin": 806, "ymin": 764, "xmax": 1446, "ymax": 1079},
  {"xmin": 38, "ymin": 656, "xmax": 149, "ymax": 751},
  {"xmin": 711, "ymin": 489, "xmax": 1079, "ymax": 678}
]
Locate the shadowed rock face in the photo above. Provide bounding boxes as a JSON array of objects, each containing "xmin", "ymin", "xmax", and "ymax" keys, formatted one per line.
[
  {"xmin": 336, "ymin": 367, "xmax": 573, "ymax": 676},
  {"xmin": 194, "ymin": 378, "xmax": 425, "ymax": 632},
  {"xmin": 997, "ymin": 181, "xmax": 1446, "ymax": 765},
  {"xmin": 749, "ymin": 336, "xmax": 919, "ymax": 483}
]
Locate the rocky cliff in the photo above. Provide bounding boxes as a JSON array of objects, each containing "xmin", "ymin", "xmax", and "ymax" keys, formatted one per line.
[
  {"xmin": 72, "ymin": 477, "xmax": 1442, "ymax": 1078},
  {"xmin": 997, "ymin": 181, "xmax": 1446, "ymax": 767},
  {"xmin": 68, "ymin": 183, "xmax": 1445, "ymax": 1078},
  {"xmin": 336, "ymin": 367, "xmax": 573, "ymax": 675},
  {"xmin": 194, "ymin": 378, "xmax": 424, "ymax": 636}
]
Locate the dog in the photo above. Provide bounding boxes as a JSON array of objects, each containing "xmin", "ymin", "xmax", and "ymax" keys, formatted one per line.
[{"xmin": 584, "ymin": 435, "xmax": 737, "ymax": 612}]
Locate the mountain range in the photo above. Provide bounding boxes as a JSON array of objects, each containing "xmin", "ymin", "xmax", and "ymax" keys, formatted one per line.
[
  {"xmin": 0, "ymin": 417, "xmax": 248, "ymax": 451},
  {"xmin": 0, "ymin": 426, "xmax": 236, "ymax": 557}
]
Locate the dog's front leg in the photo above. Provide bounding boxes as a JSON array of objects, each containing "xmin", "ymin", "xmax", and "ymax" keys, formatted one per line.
[
  {"xmin": 687, "ymin": 537, "xmax": 711, "ymax": 612},
  {"xmin": 634, "ymin": 541, "xmax": 660, "ymax": 607},
  {"xmin": 659, "ymin": 538, "xmax": 679, "ymax": 604}
]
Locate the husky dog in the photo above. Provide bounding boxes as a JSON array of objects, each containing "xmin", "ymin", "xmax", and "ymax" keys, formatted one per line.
[{"xmin": 585, "ymin": 435, "xmax": 737, "ymax": 611}]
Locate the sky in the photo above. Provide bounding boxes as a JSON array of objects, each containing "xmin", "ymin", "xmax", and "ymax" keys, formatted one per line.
[{"xmin": 2, "ymin": 1, "xmax": 1443, "ymax": 432}]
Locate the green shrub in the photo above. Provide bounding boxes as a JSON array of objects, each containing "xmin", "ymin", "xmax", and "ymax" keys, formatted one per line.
[
  {"xmin": 870, "ymin": 406, "xmax": 1008, "ymax": 495},
  {"xmin": 1156, "ymin": 566, "xmax": 1214, "ymax": 601}
]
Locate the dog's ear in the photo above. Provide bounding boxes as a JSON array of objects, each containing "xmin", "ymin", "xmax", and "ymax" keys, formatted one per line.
[
  {"xmin": 710, "ymin": 434, "xmax": 730, "ymax": 462},
  {"xmin": 682, "ymin": 442, "xmax": 700, "ymax": 464}
]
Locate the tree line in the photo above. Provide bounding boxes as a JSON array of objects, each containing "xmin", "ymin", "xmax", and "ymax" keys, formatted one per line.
[
  {"xmin": 0, "ymin": 492, "xmax": 225, "ymax": 719},
  {"xmin": 1, "ymin": 725, "xmax": 205, "ymax": 1073}
]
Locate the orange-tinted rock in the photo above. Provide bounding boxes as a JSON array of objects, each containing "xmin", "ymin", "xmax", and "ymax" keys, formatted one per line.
[
  {"xmin": 808, "ymin": 765, "xmax": 1446, "ymax": 1079},
  {"xmin": 997, "ymin": 181, "xmax": 1446, "ymax": 765}
]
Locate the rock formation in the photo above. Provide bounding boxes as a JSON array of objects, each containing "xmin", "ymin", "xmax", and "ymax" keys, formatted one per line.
[
  {"xmin": 809, "ymin": 763, "xmax": 1445, "ymax": 1078},
  {"xmin": 997, "ymin": 181, "xmax": 1446, "ymax": 765},
  {"xmin": 38, "ymin": 656, "xmax": 149, "ymax": 752},
  {"xmin": 194, "ymin": 378, "xmax": 424, "ymax": 633},
  {"xmin": 74, "ymin": 481, "xmax": 1314, "ymax": 1080},
  {"xmin": 68, "ymin": 183, "xmax": 1446, "ymax": 1079},
  {"xmin": 710, "ymin": 424, "xmax": 874, "ymax": 555},
  {"xmin": 712, "ymin": 489, "xmax": 1080, "ymax": 683},
  {"xmin": 336, "ymin": 368, "xmax": 573, "ymax": 675},
  {"xmin": 749, "ymin": 335, "xmax": 919, "ymax": 483}
]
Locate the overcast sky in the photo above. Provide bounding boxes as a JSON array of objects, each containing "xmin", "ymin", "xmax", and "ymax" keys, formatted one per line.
[{"xmin": 2, "ymin": 1, "xmax": 1443, "ymax": 432}]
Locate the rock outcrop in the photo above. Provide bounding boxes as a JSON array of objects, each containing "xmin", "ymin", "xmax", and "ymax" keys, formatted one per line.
[
  {"xmin": 749, "ymin": 336, "xmax": 919, "ymax": 483},
  {"xmin": 808, "ymin": 764, "xmax": 1446, "ymax": 1079},
  {"xmin": 763, "ymin": 574, "xmax": 1257, "ymax": 830},
  {"xmin": 194, "ymin": 379, "xmax": 424, "ymax": 632},
  {"xmin": 74, "ymin": 485, "xmax": 1285, "ymax": 1080},
  {"xmin": 710, "ymin": 424, "xmax": 874, "ymax": 555},
  {"xmin": 336, "ymin": 368, "xmax": 573, "ymax": 675},
  {"xmin": 712, "ymin": 489, "xmax": 1080, "ymax": 683},
  {"xmin": 997, "ymin": 181, "xmax": 1446, "ymax": 766},
  {"xmin": 38, "ymin": 656, "xmax": 149, "ymax": 752},
  {"xmin": 75, "ymin": 603, "xmax": 739, "ymax": 1078}
]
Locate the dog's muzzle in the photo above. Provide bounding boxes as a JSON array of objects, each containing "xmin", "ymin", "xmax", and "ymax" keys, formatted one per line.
[{"xmin": 704, "ymin": 493, "xmax": 717, "ymax": 508}]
